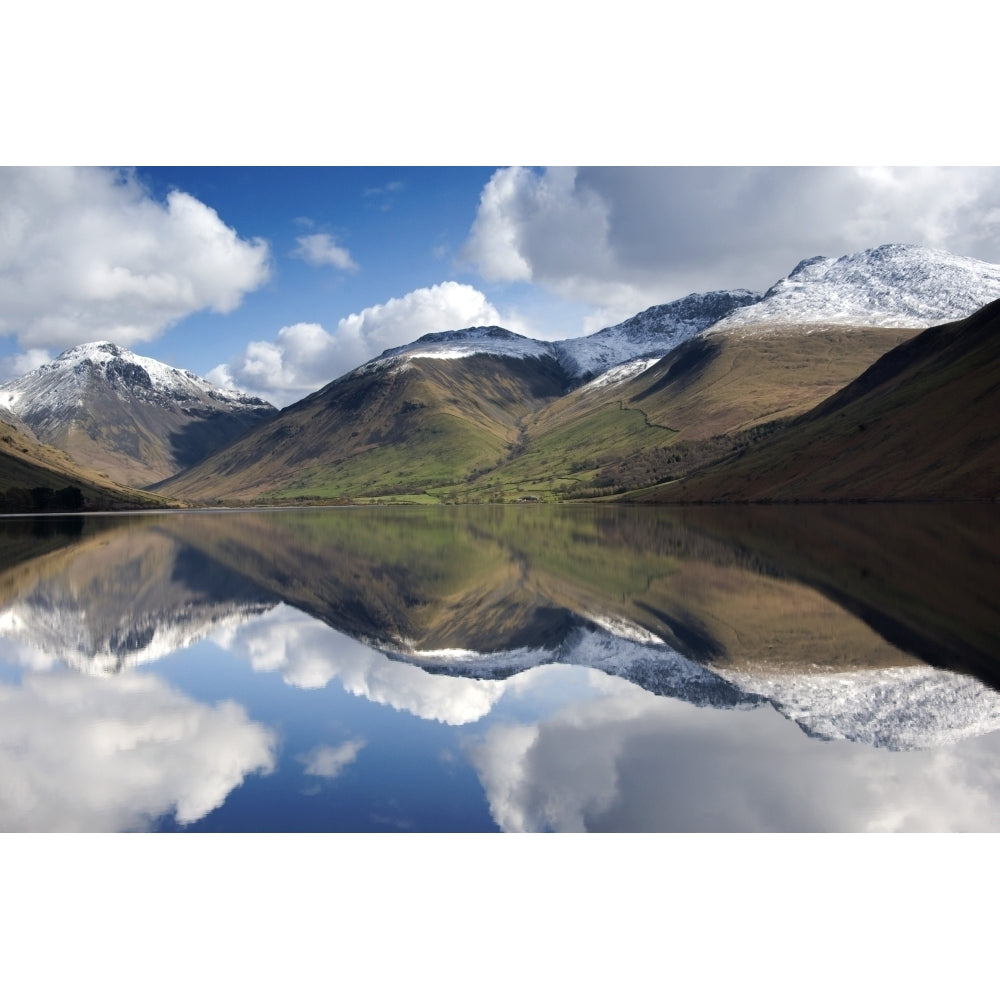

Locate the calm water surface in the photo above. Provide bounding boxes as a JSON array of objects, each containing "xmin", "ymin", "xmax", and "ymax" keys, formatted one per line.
[{"xmin": 1, "ymin": 503, "xmax": 998, "ymax": 832}]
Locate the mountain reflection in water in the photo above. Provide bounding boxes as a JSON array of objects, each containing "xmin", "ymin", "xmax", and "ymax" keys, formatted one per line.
[{"xmin": 0, "ymin": 503, "xmax": 998, "ymax": 832}]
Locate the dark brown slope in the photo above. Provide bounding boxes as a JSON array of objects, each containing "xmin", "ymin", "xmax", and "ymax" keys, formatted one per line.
[
  {"xmin": 641, "ymin": 299, "xmax": 1000, "ymax": 502},
  {"xmin": 675, "ymin": 503, "xmax": 1000, "ymax": 680},
  {"xmin": 0, "ymin": 418, "xmax": 177, "ymax": 511}
]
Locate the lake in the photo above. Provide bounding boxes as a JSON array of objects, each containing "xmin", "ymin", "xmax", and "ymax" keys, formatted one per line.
[{"xmin": 1, "ymin": 502, "xmax": 999, "ymax": 832}]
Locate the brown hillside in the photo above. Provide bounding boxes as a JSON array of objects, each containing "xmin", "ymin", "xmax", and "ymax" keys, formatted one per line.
[
  {"xmin": 643, "ymin": 299, "xmax": 1000, "ymax": 501},
  {"xmin": 0, "ymin": 418, "xmax": 178, "ymax": 512}
]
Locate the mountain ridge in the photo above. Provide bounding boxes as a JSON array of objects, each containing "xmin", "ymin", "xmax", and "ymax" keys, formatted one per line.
[
  {"xmin": 708, "ymin": 243, "xmax": 1000, "ymax": 332},
  {"xmin": 5, "ymin": 243, "xmax": 1000, "ymax": 507}
]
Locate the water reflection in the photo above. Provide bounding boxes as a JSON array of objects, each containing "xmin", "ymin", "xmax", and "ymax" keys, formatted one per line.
[
  {"xmin": 0, "ymin": 518, "xmax": 274, "ymax": 673},
  {"xmin": 0, "ymin": 669, "xmax": 275, "ymax": 831},
  {"xmin": 467, "ymin": 667, "xmax": 1000, "ymax": 832},
  {"xmin": 212, "ymin": 604, "xmax": 508, "ymax": 724},
  {"xmin": 0, "ymin": 503, "xmax": 998, "ymax": 831}
]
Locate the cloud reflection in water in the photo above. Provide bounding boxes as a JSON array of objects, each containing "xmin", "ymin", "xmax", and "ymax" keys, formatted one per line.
[
  {"xmin": 0, "ymin": 670, "xmax": 276, "ymax": 831},
  {"xmin": 212, "ymin": 605, "xmax": 508, "ymax": 725},
  {"xmin": 467, "ymin": 669, "xmax": 1000, "ymax": 832}
]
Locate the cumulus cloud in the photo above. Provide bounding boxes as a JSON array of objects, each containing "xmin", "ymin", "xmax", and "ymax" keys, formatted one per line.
[
  {"xmin": 208, "ymin": 281, "xmax": 510, "ymax": 407},
  {"xmin": 0, "ymin": 670, "xmax": 276, "ymax": 831},
  {"xmin": 300, "ymin": 740, "xmax": 366, "ymax": 779},
  {"xmin": 291, "ymin": 233, "xmax": 358, "ymax": 272},
  {"xmin": 461, "ymin": 166, "xmax": 1000, "ymax": 330},
  {"xmin": 0, "ymin": 347, "xmax": 53, "ymax": 381},
  {"xmin": 0, "ymin": 166, "xmax": 270, "ymax": 350}
]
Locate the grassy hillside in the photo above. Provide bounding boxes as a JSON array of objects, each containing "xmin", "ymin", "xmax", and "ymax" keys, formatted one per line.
[
  {"xmin": 456, "ymin": 325, "xmax": 911, "ymax": 501},
  {"xmin": 156, "ymin": 323, "xmax": 914, "ymax": 506},
  {"xmin": 640, "ymin": 299, "xmax": 1000, "ymax": 502},
  {"xmin": 159, "ymin": 353, "xmax": 571, "ymax": 504}
]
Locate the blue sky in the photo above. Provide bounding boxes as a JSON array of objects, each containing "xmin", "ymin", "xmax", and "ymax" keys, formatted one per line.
[{"xmin": 3, "ymin": 165, "xmax": 1000, "ymax": 407}]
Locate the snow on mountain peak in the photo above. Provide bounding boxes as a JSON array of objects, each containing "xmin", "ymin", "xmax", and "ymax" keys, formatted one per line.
[
  {"xmin": 348, "ymin": 244, "xmax": 1000, "ymax": 385},
  {"xmin": 708, "ymin": 244, "xmax": 1000, "ymax": 332},
  {"xmin": 554, "ymin": 289, "xmax": 761, "ymax": 378},
  {"xmin": 371, "ymin": 326, "xmax": 559, "ymax": 367},
  {"xmin": 2, "ymin": 340, "xmax": 272, "ymax": 413}
]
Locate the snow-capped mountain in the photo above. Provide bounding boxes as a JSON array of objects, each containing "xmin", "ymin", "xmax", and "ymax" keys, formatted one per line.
[
  {"xmin": 367, "ymin": 291, "xmax": 762, "ymax": 383},
  {"xmin": 361, "ymin": 247, "xmax": 1000, "ymax": 386},
  {"xmin": 555, "ymin": 290, "xmax": 761, "ymax": 377},
  {"xmin": 371, "ymin": 325, "xmax": 559, "ymax": 369},
  {"xmin": 1, "ymin": 341, "xmax": 272, "ymax": 419},
  {"xmin": 708, "ymin": 244, "xmax": 1000, "ymax": 332},
  {"xmin": 0, "ymin": 341, "xmax": 277, "ymax": 487}
]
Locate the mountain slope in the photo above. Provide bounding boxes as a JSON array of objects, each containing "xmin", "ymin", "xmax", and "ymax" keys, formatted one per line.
[
  {"xmin": 1, "ymin": 342, "xmax": 276, "ymax": 487},
  {"xmin": 159, "ymin": 331, "xmax": 573, "ymax": 503},
  {"xmin": 465, "ymin": 324, "xmax": 912, "ymax": 500},
  {"xmin": 643, "ymin": 298, "xmax": 1000, "ymax": 501},
  {"xmin": 1, "ymin": 416, "xmax": 177, "ymax": 511}
]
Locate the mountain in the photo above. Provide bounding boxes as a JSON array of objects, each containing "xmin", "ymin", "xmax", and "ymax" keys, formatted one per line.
[
  {"xmin": 0, "ymin": 342, "xmax": 277, "ymax": 487},
  {"xmin": 80, "ymin": 244, "xmax": 1000, "ymax": 505},
  {"xmin": 634, "ymin": 244, "xmax": 1000, "ymax": 443},
  {"xmin": 158, "ymin": 330, "xmax": 573, "ymax": 503},
  {"xmin": 642, "ymin": 297, "xmax": 1000, "ymax": 501},
  {"xmin": 488, "ymin": 245, "xmax": 1000, "ymax": 501},
  {"xmin": 708, "ymin": 243, "xmax": 1000, "ymax": 332},
  {"xmin": 553, "ymin": 290, "xmax": 760, "ymax": 378}
]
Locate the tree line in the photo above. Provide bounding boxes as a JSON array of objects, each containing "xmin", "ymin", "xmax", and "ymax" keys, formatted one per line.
[{"xmin": 0, "ymin": 485, "xmax": 86, "ymax": 513}]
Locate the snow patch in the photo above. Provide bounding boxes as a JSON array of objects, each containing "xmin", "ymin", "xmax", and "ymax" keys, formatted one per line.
[
  {"xmin": 716, "ymin": 662, "xmax": 1000, "ymax": 750},
  {"xmin": 708, "ymin": 244, "xmax": 1000, "ymax": 333},
  {"xmin": 578, "ymin": 358, "xmax": 660, "ymax": 392}
]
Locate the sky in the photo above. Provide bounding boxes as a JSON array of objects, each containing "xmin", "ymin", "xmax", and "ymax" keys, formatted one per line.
[{"xmin": 3, "ymin": 164, "xmax": 1000, "ymax": 407}]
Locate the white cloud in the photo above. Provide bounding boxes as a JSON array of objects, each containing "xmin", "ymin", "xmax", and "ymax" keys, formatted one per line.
[
  {"xmin": 300, "ymin": 740, "xmax": 366, "ymax": 779},
  {"xmin": 212, "ymin": 605, "xmax": 506, "ymax": 725},
  {"xmin": 291, "ymin": 233, "xmax": 358, "ymax": 272},
  {"xmin": 209, "ymin": 281, "xmax": 510, "ymax": 407},
  {"xmin": 0, "ymin": 670, "xmax": 276, "ymax": 831},
  {"xmin": 0, "ymin": 166, "xmax": 270, "ymax": 350},
  {"xmin": 0, "ymin": 347, "xmax": 53, "ymax": 382},
  {"xmin": 462, "ymin": 166, "xmax": 1000, "ymax": 330}
]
